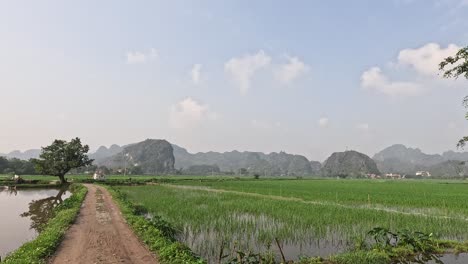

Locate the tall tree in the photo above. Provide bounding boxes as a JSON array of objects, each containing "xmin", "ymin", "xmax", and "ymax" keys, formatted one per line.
[
  {"xmin": 32, "ymin": 138, "xmax": 93, "ymax": 184},
  {"xmin": 440, "ymin": 46, "xmax": 468, "ymax": 147}
]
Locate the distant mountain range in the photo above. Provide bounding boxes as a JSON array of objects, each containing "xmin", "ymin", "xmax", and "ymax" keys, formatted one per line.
[
  {"xmin": 0, "ymin": 149, "xmax": 42, "ymax": 160},
  {"xmin": 89, "ymin": 144, "xmax": 124, "ymax": 164},
  {"xmin": 3, "ymin": 142, "xmax": 468, "ymax": 178},
  {"xmin": 373, "ymin": 144, "xmax": 468, "ymax": 177},
  {"xmin": 172, "ymin": 144, "xmax": 320, "ymax": 176}
]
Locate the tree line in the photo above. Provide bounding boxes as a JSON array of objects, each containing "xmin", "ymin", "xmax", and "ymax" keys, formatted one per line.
[{"xmin": 0, "ymin": 156, "xmax": 36, "ymax": 175}]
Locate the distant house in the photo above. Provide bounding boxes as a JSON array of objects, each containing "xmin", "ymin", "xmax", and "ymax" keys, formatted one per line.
[
  {"xmin": 415, "ymin": 171, "xmax": 431, "ymax": 177},
  {"xmin": 385, "ymin": 173, "xmax": 402, "ymax": 179},
  {"xmin": 366, "ymin": 173, "xmax": 380, "ymax": 179},
  {"xmin": 93, "ymin": 169, "xmax": 106, "ymax": 181}
]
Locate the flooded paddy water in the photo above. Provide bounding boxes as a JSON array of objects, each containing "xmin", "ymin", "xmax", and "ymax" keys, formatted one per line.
[
  {"xmin": 144, "ymin": 210, "xmax": 352, "ymax": 262},
  {"xmin": 177, "ymin": 223, "xmax": 349, "ymax": 262},
  {"xmin": 435, "ymin": 254, "xmax": 468, "ymax": 264},
  {"xmin": 0, "ymin": 186, "xmax": 70, "ymax": 258}
]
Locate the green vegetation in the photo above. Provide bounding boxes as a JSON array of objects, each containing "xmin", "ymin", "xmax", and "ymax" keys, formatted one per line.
[
  {"xmin": 440, "ymin": 45, "xmax": 468, "ymax": 148},
  {"xmin": 3, "ymin": 184, "xmax": 87, "ymax": 264},
  {"xmin": 0, "ymin": 157, "xmax": 36, "ymax": 175},
  {"xmin": 116, "ymin": 179, "xmax": 468, "ymax": 263},
  {"xmin": 32, "ymin": 137, "xmax": 93, "ymax": 184},
  {"xmin": 2, "ymin": 176, "xmax": 467, "ymax": 263},
  {"xmin": 439, "ymin": 45, "xmax": 468, "ymax": 80},
  {"xmin": 105, "ymin": 186, "xmax": 205, "ymax": 264},
  {"xmin": 173, "ymin": 179, "xmax": 468, "ymax": 218}
]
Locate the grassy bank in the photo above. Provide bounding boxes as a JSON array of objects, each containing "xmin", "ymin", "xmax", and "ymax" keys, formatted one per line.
[
  {"xmin": 2, "ymin": 184, "xmax": 87, "ymax": 264},
  {"xmin": 105, "ymin": 185, "xmax": 205, "ymax": 264}
]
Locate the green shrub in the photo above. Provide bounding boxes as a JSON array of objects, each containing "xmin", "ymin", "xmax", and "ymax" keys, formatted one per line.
[{"xmin": 329, "ymin": 251, "xmax": 390, "ymax": 264}]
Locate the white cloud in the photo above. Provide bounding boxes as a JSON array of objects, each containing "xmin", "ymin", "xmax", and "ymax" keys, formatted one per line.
[
  {"xmin": 169, "ymin": 98, "xmax": 218, "ymax": 129},
  {"xmin": 190, "ymin": 64, "xmax": 202, "ymax": 84},
  {"xmin": 224, "ymin": 50, "xmax": 271, "ymax": 95},
  {"xmin": 275, "ymin": 56, "xmax": 309, "ymax": 84},
  {"xmin": 397, "ymin": 43, "xmax": 460, "ymax": 76},
  {"xmin": 356, "ymin": 123, "xmax": 370, "ymax": 132},
  {"xmin": 126, "ymin": 48, "xmax": 159, "ymax": 64},
  {"xmin": 318, "ymin": 117, "xmax": 329, "ymax": 128},
  {"xmin": 361, "ymin": 67, "xmax": 422, "ymax": 96},
  {"xmin": 362, "ymin": 42, "xmax": 464, "ymax": 97}
]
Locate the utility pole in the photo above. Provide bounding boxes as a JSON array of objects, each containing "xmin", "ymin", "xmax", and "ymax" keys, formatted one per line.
[{"xmin": 123, "ymin": 153, "xmax": 128, "ymax": 176}]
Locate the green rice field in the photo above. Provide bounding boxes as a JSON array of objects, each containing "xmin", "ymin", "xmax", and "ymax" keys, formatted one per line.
[{"xmin": 116, "ymin": 179, "xmax": 468, "ymax": 262}]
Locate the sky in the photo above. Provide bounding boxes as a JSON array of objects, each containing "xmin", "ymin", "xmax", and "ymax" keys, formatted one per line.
[{"xmin": 0, "ymin": 0, "xmax": 467, "ymax": 161}]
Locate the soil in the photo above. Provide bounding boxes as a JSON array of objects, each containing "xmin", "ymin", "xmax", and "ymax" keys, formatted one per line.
[{"xmin": 48, "ymin": 184, "xmax": 158, "ymax": 264}]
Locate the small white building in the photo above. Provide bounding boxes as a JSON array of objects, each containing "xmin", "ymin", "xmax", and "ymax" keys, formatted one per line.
[
  {"xmin": 385, "ymin": 173, "xmax": 402, "ymax": 179},
  {"xmin": 415, "ymin": 171, "xmax": 431, "ymax": 177},
  {"xmin": 93, "ymin": 170, "xmax": 106, "ymax": 181}
]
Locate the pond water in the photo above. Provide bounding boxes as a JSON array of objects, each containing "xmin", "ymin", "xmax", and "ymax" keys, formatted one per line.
[
  {"xmin": 0, "ymin": 186, "xmax": 70, "ymax": 258},
  {"xmin": 429, "ymin": 253, "xmax": 468, "ymax": 264}
]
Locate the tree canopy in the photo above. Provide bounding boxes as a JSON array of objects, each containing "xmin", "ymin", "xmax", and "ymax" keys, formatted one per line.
[
  {"xmin": 439, "ymin": 46, "xmax": 468, "ymax": 79},
  {"xmin": 32, "ymin": 137, "xmax": 93, "ymax": 184},
  {"xmin": 440, "ymin": 46, "xmax": 468, "ymax": 148}
]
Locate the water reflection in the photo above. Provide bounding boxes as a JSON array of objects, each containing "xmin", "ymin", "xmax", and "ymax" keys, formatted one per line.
[
  {"xmin": 0, "ymin": 186, "xmax": 18, "ymax": 196},
  {"xmin": 0, "ymin": 187, "xmax": 70, "ymax": 258},
  {"xmin": 20, "ymin": 188, "xmax": 68, "ymax": 233},
  {"xmin": 433, "ymin": 253, "xmax": 468, "ymax": 264}
]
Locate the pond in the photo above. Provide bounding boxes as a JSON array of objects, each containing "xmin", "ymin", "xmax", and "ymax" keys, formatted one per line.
[{"xmin": 0, "ymin": 186, "xmax": 70, "ymax": 259}]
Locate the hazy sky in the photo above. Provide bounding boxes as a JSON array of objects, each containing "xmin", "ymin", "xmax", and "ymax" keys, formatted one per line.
[{"xmin": 1, "ymin": 0, "xmax": 467, "ymax": 161}]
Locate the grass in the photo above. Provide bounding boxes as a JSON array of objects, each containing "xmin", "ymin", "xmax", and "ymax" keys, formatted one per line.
[
  {"xmin": 116, "ymin": 179, "xmax": 468, "ymax": 263},
  {"xmin": 2, "ymin": 184, "xmax": 87, "ymax": 264}
]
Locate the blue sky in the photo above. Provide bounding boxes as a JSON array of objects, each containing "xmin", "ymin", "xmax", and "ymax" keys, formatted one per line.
[{"xmin": 0, "ymin": 0, "xmax": 467, "ymax": 161}]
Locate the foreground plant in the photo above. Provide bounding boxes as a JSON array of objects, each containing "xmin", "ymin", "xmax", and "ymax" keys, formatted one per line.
[{"xmin": 366, "ymin": 227, "xmax": 443, "ymax": 263}]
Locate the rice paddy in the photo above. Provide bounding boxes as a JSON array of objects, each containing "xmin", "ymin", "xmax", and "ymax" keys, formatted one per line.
[{"xmin": 116, "ymin": 179, "xmax": 468, "ymax": 262}]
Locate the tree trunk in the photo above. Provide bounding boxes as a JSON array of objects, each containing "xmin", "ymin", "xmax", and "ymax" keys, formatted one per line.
[{"xmin": 58, "ymin": 174, "xmax": 67, "ymax": 185}]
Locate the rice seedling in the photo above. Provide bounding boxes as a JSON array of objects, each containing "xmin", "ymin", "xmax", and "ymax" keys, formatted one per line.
[{"xmin": 117, "ymin": 179, "xmax": 468, "ymax": 262}]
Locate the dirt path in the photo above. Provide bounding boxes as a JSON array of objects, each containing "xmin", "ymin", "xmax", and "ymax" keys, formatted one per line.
[{"xmin": 49, "ymin": 184, "xmax": 158, "ymax": 264}]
